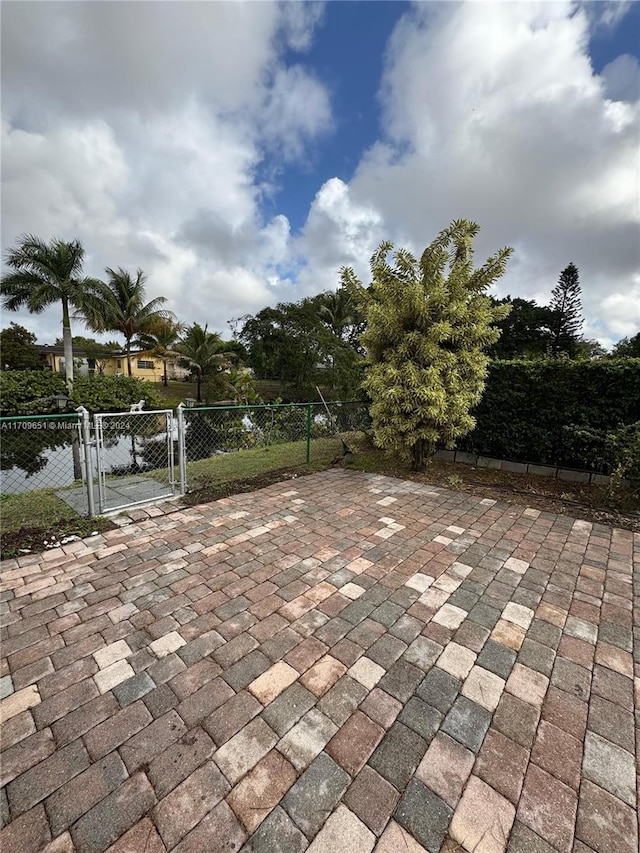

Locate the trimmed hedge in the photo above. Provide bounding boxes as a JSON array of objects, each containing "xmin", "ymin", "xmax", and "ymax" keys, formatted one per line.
[
  {"xmin": 0, "ymin": 370, "xmax": 162, "ymax": 415},
  {"xmin": 460, "ymin": 359, "xmax": 640, "ymax": 472}
]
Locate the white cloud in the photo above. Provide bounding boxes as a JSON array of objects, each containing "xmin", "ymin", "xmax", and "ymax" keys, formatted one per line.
[
  {"xmin": 296, "ymin": 178, "xmax": 384, "ymax": 293},
  {"xmin": 1, "ymin": 1, "xmax": 331, "ymax": 341},
  {"xmin": 335, "ymin": 0, "xmax": 639, "ymax": 342},
  {"xmin": 260, "ymin": 65, "xmax": 333, "ymax": 161}
]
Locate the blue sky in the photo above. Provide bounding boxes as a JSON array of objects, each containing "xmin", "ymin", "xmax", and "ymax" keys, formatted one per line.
[
  {"xmin": 268, "ymin": 0, "xmax": 639, "ymax": 234},
  {"xmin": 2, "ymin": 1, "xmax": 639, "ymax": 347}
]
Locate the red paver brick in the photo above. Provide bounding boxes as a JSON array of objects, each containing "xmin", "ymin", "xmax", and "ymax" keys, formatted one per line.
[
  {"xmin": 517, "ymin": 763, "xmax": 578, "ymax": 852},
  {"xmin": 227, "ymin": 749, "xmax": 297, "ymax": 832},
  {"xmin": 33, "ymin": 679, "xmax": 100, "ymax": 728},
  {"xmin": 576, "ymin": 780, "xmax": 638, "ymax": 853},
  {"xmin": 45, "ymin": 752, "xmax": 128, "ymax": 835},
  {"xmin": 325, "ymin": 710, "xmax": 384, "ymax": 775},
  {"xmin": 168, "ymin": 659, "xmax": 221, "ymax": 700},
  {"xmin": 71, "ymin": 772, "xmax": 156, "ymax": 853},
  {"xmin": 0, "ymin": 804, "xmax": 51, "ymax": 853},
  {"xmin": 344, "ymin": 766, "xmax": 400, "ymax": 836},
  {"xmin": 171, "ymin": 800, "xmax": 246, "ymax": 853},
  {"xmin": 530, "ymin": 719, "xmax": 582, "ymax": 790},
  {"xmin": 103, "ymin": 818, "xmax": 165, "ymax": 853},
  {"xmin": 119, "ymin": 709, "xmax": 187, "ymax": 772},
  {"xmin": 284, "ymin": 637, "xmax": 329, "ymax": 673},
  {"xmin": 153, "ymin": 760, "xmax": 229, "ymax": 849},
  {"xmin": 474, "ymin": 728, "xmax": 530, "ymax": 804},
  {"xmin": 7, "ymin": 739, "xmax": 90, "ymax": 817},
  {"xmin": 1, "ymin": 727, "xmax": 56, "ymax": 787},
  {"xmin": 541, "ymin": 685, "xmax": 587, "ymax": 740},
  {"xmin": 83, "ymin": 701, "xmax": 153, "ymax": 761}
]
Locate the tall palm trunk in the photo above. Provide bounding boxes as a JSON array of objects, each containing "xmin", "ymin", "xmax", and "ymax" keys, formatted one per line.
[
  {"xmin": 61, "ymin": 297, "xmax": 74, "ymax": 392},
  {"xmin": 126, "ymin": 340, "xmax": 133, "ymax": 376},
  {"xmin": 162, "ymin": 359, "xmax": 168, "ymax": 387},
  {"xmin": 196, "ymin": 373, "xmax": 202, "ymax": 403}
]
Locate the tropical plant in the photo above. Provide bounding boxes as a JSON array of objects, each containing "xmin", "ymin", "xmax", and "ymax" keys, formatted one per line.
[
  {"xmin": 136, "ymin": 318, "xmax": 185, "ymax": 386},
  {"xmin": 86, "ymin": 267, "xmax": 173, "ymax": 376},
  {"xmin": 317, "ymin": 287, "xmax": 359, "ymax": 340},
  {"xmin": 1, "ymin": 235, "xmax": 104, "ymax": 390},
  {"xmin": 175, "ymin": 323, "xmax": 226, "ymax": 402},
  {"xmin": 342, "ymin": 220, "xmax": 512, "ymax": 470}
]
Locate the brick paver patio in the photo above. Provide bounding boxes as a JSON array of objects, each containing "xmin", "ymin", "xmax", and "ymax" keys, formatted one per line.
[{"xmin": 1, "ymin": 469, "xmax": 637, "ymax": 853}]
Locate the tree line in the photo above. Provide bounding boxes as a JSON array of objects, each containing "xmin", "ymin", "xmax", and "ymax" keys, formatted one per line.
[{"xmin": 2, "ymin": 228, "xmax": 638, "ymax": 470}]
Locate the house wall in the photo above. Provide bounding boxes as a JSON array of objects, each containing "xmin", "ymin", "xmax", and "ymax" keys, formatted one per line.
[{"xmin": 102, "ymin": 352, "xmax": 164, "ymax": 382}]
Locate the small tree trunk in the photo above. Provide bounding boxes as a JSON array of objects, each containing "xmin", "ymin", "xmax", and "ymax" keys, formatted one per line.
[
  {"xmin": 197, "ymin": 374, "xmax": 202, "ymax": 403},
  {"xmin": 162, "ymin": 359, "xmax": 168, "ymax": 387},
  {"xmin": 126, "ymin": 342, "xmax": 133, "ymax": 377},
  {"xmin": 61, "ymin": 299, "xmax": 74, "ymax": 392},
  {"xmin": 411, "ymin": 439, "xmax": 427, "ymax": 471}
]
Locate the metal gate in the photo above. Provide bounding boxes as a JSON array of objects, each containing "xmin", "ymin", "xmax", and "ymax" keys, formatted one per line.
[{"xmin": 93, "ymin": 409, "xmax": 176, "ymax": 513}]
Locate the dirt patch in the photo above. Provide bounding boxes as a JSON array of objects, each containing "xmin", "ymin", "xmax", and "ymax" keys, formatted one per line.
[
  {"xmin": 1, "ymin": 516, "xmax": 116, "ymax": 561},
  {"xmin": 181, "ymin": 466, "xmax": 319, "ymax": 506},
  {"xmin": 349, "ymin": 443, "xmax": 640, "ymax": 533}
]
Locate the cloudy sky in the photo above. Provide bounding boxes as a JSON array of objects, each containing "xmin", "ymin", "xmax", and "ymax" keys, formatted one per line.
[{"xmin": 2, "ymin": 0, "xmax": 639, "ymax": 349}]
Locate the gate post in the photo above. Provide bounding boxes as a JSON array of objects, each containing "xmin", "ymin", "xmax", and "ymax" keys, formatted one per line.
[
  {"xmin": 76, "ymin": 406, "xmax": 96, "ymax": 517},
  {"xmin": 177, "ymin": 403, "xmax": 187, "ymax": 495}
]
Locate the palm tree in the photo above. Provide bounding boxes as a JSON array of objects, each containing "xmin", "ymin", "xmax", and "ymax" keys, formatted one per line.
[
  {"xmin": 175, "ymin": 323, "xmax": 227, "ymax": 402},
  {"xmin": 87, "ymin": 267, "xmax": 173, "ymax": 376},
  {"xmin": 317, "ymin": 288, "xmax": 358, "ymax": 339},
  {"xmin": 1, "ymin": 235, "xmax": 104, "ymax": 391},
  {"xmin": 136, "ymin": 318, "xmax": 185, "ymax": 386}
]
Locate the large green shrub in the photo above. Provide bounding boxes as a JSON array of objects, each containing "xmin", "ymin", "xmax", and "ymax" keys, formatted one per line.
[
  {"xmin": 460, "ymin": 359, "xmax": 640, "ymax": 471},
  {"xmin": 0, "ymin": 370, "xmax": 162, "ymax": 415}
]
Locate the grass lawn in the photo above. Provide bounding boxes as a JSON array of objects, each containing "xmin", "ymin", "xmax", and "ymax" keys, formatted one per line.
[
  {"xmin": 152, "ymin": 379, "xmax": 338, "ymax": 408},
  {"xmin": 0, "ymin": 490, "xmax": 114, "ymax": 559},
  {"xmin": 150, "ymin": 436, "xmax": 344, "ymax": 497}
]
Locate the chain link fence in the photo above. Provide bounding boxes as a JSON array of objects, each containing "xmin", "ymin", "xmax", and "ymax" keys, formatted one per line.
[
  {"xmin": 0, "ymin": 401, "xmax": 371, "ymax": 516},
  {"xmin": 0, "ymin": 413, "xmax": 86, "ymax": 493}
]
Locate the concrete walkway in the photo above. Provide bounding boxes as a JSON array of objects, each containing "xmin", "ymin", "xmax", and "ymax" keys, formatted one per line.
[{"xmin": 1, "ymin": 470, "xmax": 637, "ymax": 853}]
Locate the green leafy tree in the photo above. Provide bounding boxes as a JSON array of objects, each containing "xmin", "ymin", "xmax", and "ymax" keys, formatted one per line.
[
  {"xmin": 1, "ymin": 235, "xmax": 104, "ymax": 390},
  {"xmin": 175, "ymin": 323, "xmax": 226, "ymax": 402},
  {"xmin": 342, "ymin": 220, "xmax": 512, "ymax": 470},
  {"xmin": 549, "ymin": 263, "xmax": 583, "ymax": 357},
  {"xmin": 136, "ymin": 318, "xmax": 185, "ymax": 386},
  {"xmin": 86, "ymin": 267, "xmax": 173, "ymax": 376},
  {"xmin": 488, "ymin": 297, "xmax": 555, "ymax": 359},
  {"xmin": 233, "ymin": 293, "xmax": 363, "ymax": 396},
  {"xmin": 574, "ymin": 339, "xmax": 607, "ymax": 360},
  {"xmin": 611, "ymin": 332, "xmax": 640, "ymax": 358},
  {"xmin": 0, "ymin": 323, "xmax": 43, "ymax": 370}
]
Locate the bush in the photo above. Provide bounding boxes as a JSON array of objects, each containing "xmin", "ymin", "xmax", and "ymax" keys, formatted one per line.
[
  {"xmin": 0, "ymin": 370, "xmax": 66, "ymax": 415},
  {"xmin": 70, "ymin": 375, "xmax": 163, "ymax": 414},
  {"xmin": 460, "ymin": 359, "xmax": 640, "ymax": 471},
  {"xmin": 0, "ymin": 370, "xmax": 162, "ymax": 415}
]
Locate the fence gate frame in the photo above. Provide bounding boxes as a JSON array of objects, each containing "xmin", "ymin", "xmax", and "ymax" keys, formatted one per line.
[{"xmin": 93, "ymin": 409, "xmax": 176, "ymax": 514}]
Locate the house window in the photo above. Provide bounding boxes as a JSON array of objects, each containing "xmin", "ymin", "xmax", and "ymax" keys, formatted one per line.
[
  {"xmin": 116, "ymin": 360, "xmax": 122, "ymax": 368},
  {"xmin": 137, "ymin": 360, "xmax": 155, "ymax": 370}
]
